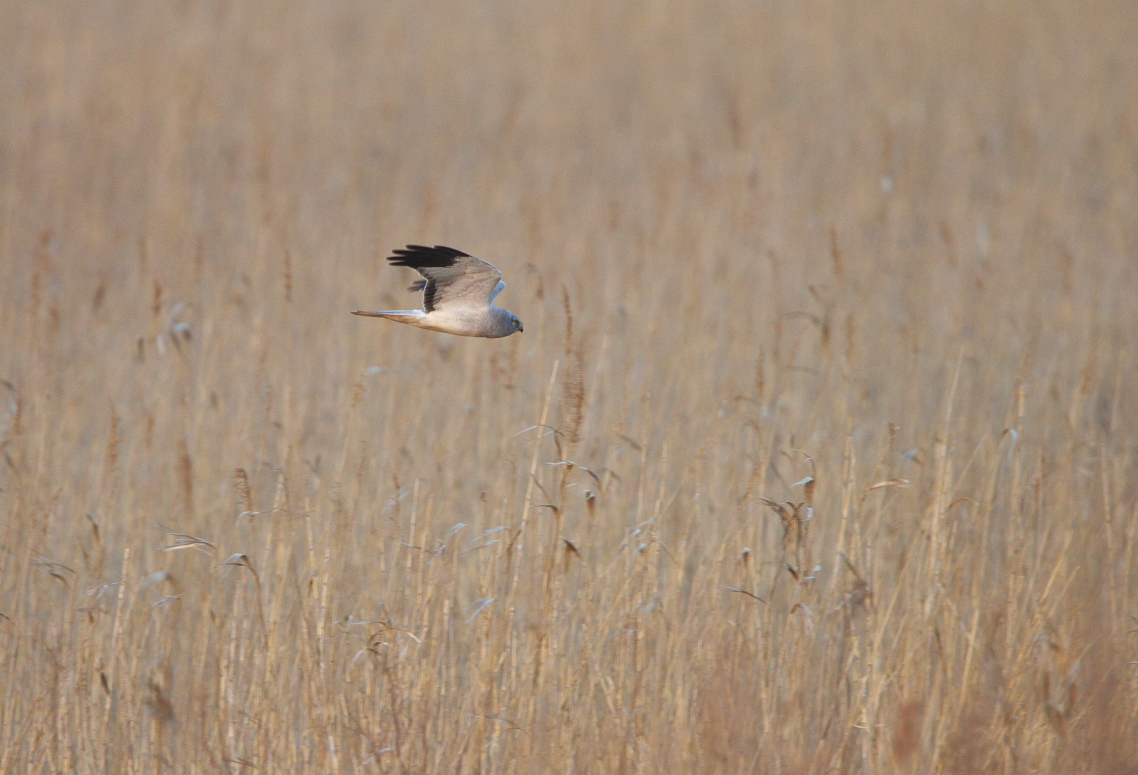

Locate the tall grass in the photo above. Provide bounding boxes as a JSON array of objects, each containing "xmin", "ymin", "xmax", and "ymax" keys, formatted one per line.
[{"xmin": 1, "ymin": 0, "xmax": 1136, "ymax": 772}]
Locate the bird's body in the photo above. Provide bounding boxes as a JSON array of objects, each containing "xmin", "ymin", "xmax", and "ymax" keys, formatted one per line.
[
  {"xmin": 352, "ymin": 305, "xmax": 519, "ymax": 338},
  {"xmin": 352, "ymin": 245, "xmax": 523, "ymax": 338}
]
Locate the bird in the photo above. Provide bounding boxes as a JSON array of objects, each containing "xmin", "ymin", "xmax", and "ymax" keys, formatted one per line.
[{"xmin": 352, "ymin": 245, "xmax": 523, "ymax": 338}]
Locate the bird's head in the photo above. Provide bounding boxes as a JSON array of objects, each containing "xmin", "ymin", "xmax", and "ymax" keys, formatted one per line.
[{"xmin": 511, "ymin": 315, "xmax": 524, "ymax": 334}]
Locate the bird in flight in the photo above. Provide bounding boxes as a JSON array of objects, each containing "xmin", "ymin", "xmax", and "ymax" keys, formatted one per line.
[{"xmin": 352, "ymin": 245, "xmax": 523, "ymax": 338}]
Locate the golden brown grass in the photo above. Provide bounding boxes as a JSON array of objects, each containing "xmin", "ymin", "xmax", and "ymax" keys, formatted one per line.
[{"xmin": 1, "ymin": 1, "xmax": 1136, "ymax": 772}]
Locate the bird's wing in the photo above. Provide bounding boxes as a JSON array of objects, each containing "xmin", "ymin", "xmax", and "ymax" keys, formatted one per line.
[
  {"xmin": 406, "ymin": 275, "xmax": 504, "ymax": 306},
  {"xmin": 489, "ymin": 280, "xmax": 506, "ymax": 304},
  {"xmin": 388, "ymin": 245, "xmax": 504, "ymax": 314}
]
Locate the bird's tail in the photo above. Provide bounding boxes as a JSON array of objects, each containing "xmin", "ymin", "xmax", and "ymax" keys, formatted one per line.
[{"xmin": 351, "ymin": 310, "xmax": 427, "ymax": 326}]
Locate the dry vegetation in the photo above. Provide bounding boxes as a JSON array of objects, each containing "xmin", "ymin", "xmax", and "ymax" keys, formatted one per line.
[{"xmin": 1, "ymin": 1, "xmax": 1137, "ymax": 772}]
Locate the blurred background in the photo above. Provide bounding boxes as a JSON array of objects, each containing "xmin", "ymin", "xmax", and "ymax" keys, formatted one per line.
[{"xmin": 1, "ymin": 1, "xmax": 1135, "ymax": 773}]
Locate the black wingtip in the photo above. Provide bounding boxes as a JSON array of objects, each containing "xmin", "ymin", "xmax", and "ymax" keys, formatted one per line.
[{"xmin": 387, "ymin": 244, "xmax": 470, "ymax": 268}]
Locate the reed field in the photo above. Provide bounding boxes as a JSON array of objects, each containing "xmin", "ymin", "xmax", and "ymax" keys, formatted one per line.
[{"xmin": 2, "ymin": 0, "xmax": 1137, "ymax": 772}]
